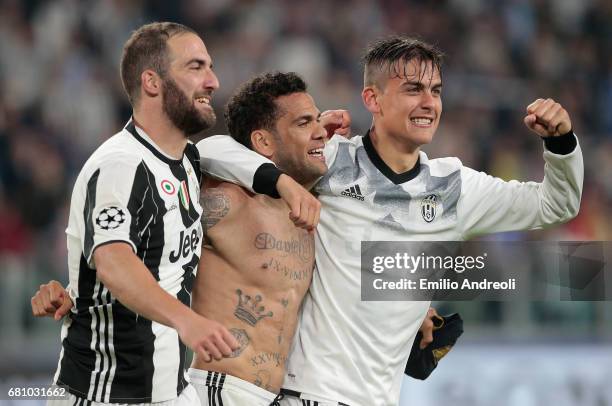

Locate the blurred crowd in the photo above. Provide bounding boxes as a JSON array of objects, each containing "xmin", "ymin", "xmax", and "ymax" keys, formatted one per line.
[{"xmin": 0, "ymin": 0, "xmax": 610, "ymax": 328}]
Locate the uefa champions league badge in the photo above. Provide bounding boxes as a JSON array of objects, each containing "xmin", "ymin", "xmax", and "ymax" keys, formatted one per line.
[{"xmin": 95, "ymin": 206, "xmax": 126, "ymax": 230}]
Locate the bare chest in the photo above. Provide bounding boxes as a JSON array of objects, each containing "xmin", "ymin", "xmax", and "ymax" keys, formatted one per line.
[{"xmin": 210, "ymin": 198, "xmax": 315, "ymax": 292}]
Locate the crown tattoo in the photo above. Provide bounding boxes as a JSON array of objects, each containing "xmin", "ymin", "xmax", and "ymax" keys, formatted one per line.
[{"xmin": 234, "ymin": 289, "xmax": 273, "ymax": 326}]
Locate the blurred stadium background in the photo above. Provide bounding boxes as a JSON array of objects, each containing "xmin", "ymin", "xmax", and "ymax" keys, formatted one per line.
[{"xmin": 0, "ymin": 0, "xmax": 611, "ymax": 405}]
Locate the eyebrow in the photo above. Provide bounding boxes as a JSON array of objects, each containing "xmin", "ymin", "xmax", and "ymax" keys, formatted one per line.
[
  {"xmin": 293, "ymin": 112, "xmax": 321, "ymax": 124},
  {"xmin": 401, "ymin": 80, "xmax": 443, "ymax": 89},
  {"xmin": 185, "ymin": 58, "xmax": 211, "ymax": 68}
]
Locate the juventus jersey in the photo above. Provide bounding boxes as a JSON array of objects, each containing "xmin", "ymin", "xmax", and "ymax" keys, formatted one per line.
[
  {"xmin": 198, "ymin": 131, "xmax": 583, "ymax": 406},
  {"xmin": 56, "ymin": 121, "xmax": 203, "ymax": 403}
]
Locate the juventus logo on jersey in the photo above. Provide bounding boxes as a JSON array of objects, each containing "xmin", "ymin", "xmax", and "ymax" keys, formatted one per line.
[{"xmin": 421, "ymin": 194, "xmax": 438, "ymax": 222}]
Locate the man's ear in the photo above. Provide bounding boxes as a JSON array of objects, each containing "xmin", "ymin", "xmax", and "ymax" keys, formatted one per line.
[
  {"xmin": 141, "ymin": 69, "xmax": 162, "ymax": 98},
  {"xmin": 362, "ymin": 85, "xmax": 382, "ymax": 114},
  {"xmin": 250, "ymin": 129, "xmax": 276, "ymax": 158}
]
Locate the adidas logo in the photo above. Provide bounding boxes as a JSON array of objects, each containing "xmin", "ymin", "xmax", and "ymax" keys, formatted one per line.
[{"xmin": 341, "ymin": 184, "xmax": 365, "ymax": 201}]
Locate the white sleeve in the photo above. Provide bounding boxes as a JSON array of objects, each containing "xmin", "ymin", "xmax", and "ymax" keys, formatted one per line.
[
  {"xmin": 197, "ymin": 134, "xmax": 343, "ymax": 194},
  {"xmin": 197, "ymin": 135, "xmax": 281, "ymax": 195},
  {"xmin": 458, "ymin": 135, "xmax": 583, "ymax": 238},
  {"xmin": 81, "ymin": 157, "xmax": 141, "ymax": 266}
]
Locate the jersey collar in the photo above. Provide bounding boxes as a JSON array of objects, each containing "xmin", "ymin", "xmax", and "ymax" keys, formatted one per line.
[
  {"xmin": 125, "ymin": 119, "xmax": 184, "ymax": 165},
  {"xmin": 362, "ymin": 130, "xmax": 422, "ymax": 184}
]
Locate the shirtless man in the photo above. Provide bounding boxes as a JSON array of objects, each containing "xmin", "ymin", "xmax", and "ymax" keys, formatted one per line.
[{"xmin": 186, "ymin": 72, "xmax": 327, "ymax": 405}]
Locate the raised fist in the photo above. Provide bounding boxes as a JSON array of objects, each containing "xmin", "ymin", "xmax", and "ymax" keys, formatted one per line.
[{"xmin": 524, "ymin": 98, "xmax": 571, "ymax": 137}]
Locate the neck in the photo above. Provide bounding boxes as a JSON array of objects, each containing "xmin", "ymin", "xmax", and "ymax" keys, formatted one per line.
[
  {"xmin": 133, "ymin": 107, "xmax": 188, "ymax": 160},
  {"xmin": 368, "ymin": 125, "xmax": 420, "ymax": 173}
]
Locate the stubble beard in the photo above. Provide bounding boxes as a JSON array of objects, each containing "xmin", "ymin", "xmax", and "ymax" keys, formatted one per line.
[
  {"xmin": 161, "ymin": 76, "xmax": 216, "ymax": 137},
  {"xmin": 276, "ymin": 152, "xmax": 326, "ymax": 186}
]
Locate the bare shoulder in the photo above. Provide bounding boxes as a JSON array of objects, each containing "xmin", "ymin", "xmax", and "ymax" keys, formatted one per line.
[
  {"xmin": 201, "ymin": 176, "xmax": 251, "ymax": 208},
  {"xmin": 200, "ymin": 176, "xmax": 251, "ymax": 233}
]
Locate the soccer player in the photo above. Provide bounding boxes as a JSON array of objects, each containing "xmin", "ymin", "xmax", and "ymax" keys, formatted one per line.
[
  {"xmin": 33, "ymin": 72, "xmax": 440, "ymax": 406},
  {"xmin": 38, "ymin": 22, "xmax": 239, "ymax": 405},
  {"xmin": 186, "ymin": 72, "xmax": 327, "ymax": 406},
  {"xmin": 197, "ymin": 37, "xmax": 583, "ymax": 405}
]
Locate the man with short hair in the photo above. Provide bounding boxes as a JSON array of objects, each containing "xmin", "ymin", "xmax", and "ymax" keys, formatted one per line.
[
  {"xmin": 198, "ymin": 36, "xmax": 583, "ymax": 405},
  {"xmin": 186, "ymin": 71, "xmax": 326, "ymax": 406},
  {"xmin": 41, "ymin": 22, "xmax": 239, "ymax": 405}
]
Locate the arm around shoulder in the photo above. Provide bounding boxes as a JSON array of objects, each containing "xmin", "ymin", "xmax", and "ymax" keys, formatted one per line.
[{"xmin": 196, "ymin": 135, "xmax": 281, "ymax": 195}]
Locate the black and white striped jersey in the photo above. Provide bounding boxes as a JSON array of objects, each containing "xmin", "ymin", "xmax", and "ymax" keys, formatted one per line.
[{"xmin": 55, "ymin": 120, "xmax": 203, "ymax": 403}]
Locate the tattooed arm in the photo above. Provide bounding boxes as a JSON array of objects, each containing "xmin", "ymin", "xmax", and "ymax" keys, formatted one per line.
[{"xmin": 200, "ymin": 176, "xmax": 247, "ymax": 239}]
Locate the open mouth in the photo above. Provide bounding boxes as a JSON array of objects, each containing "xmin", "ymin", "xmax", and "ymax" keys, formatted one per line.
[
  {"xmin": 410, "ymin": 117, "xmax": 434, "ymax": 126},
  {"xmin": 195, "ymin": 96, "xmax": 211, "ymax": 105},
  {"xmin": 307, "ymin": 147, "xmax": 325, "ymax": 161}
]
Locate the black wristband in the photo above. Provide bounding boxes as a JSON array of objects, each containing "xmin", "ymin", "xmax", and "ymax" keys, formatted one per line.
[
  {"xmin": 542, "ymin": 130, "xmax": 577, "ymax": 155},
  {"xmin": 253, "ymin": 163, "xmax": 284, "ymax": 198}
]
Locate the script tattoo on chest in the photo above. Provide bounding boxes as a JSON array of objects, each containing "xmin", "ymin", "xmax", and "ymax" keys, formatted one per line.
[
  {"xmin": 234, "ymin": 289, "xmax": 273, "ymax": 326},
  {"xmin": 228, "ymin": 328, "xmax": 250, "ymax": 358},
  {"xmin": 200, "ymin": 189, "xmax": 230, "ymax": 232},
  {"xmin": 254, "ymin": 232, "xmax": 313, "ymax": 263}
]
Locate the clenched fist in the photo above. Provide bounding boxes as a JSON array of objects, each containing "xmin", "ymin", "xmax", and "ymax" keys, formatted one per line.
[
  {"xmin": 31, "ymin": 280, "xmax": 73, "ymax": 320},
  {"xmin": 320, "ymin": 109, "xmax": 351, "ymax": 139},
  {"xmin": 524, "ymin": 98, "xmax": 572, "ymax": 137}
]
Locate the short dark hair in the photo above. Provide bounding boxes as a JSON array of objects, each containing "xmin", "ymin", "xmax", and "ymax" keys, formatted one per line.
[
  {"xmin": 120, "ymin": 22, "xmax": 196, "ymax": 106},
  {"xmin": 362, "ymin": 36, "xmax": 444, "ymax": 88},
  {"xmin": 225, "ymin": 72, "xmax": 307, "ymax": 149}
]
